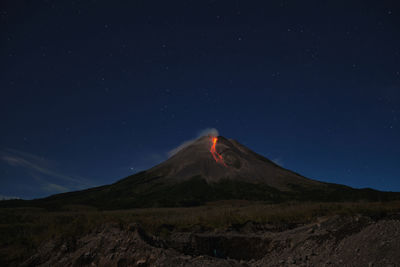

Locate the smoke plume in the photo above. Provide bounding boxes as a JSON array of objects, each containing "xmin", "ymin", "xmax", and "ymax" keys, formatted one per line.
[{"xmin": 168, "ymin": 128, "xmax": 219, "ymax": 157}]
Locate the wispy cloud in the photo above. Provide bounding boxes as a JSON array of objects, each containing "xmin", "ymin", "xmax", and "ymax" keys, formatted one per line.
[
  {"xmin": 0, "ymin": 149, "xmax": 94, "ymax": 194},
  {"xmin": 42, "ymin": 183, "xmax": 69, "ymax": 193},
  {"xmin": 127, "ymin": 152, "xmax": 166, "ymax": 173},
  {"xmin": 272, "ymin": 157, "xmax": 284, "ymax": 167},
  {"xmin": 0, "ymin": 194, "xmax": 20, "ymax": 201},
  {"xmin": 168, "ymin": 128, "xmax": 219, "ymax": 157}
]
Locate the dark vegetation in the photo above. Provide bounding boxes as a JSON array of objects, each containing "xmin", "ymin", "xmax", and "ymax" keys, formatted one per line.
[
  {"xmin": 1, "ymin": 200, "xmax": 400, "ymax": 266},
  {"xmin": 2, "ymin": 173, "xmax": 400, "ymax": 211}
]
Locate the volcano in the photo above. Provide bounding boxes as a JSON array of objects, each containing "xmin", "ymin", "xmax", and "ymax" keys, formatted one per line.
[
  {"xmin": 146, "ymin": 136, "xmax": 322, "ymax": 190},
  {"xmin": 4, "ymin": 136, "xmax": 400, "ymax": 209}
]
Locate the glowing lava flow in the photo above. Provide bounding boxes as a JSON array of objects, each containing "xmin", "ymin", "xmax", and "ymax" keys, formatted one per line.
[{"xmin": 210, "ymin": 136, "xmax": 227, "ymax": 166}]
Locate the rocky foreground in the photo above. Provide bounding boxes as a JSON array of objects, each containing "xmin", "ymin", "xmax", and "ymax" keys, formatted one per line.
[{"xmin": 23, "ymin": 214, "xmax": 400, "ymax": 267}]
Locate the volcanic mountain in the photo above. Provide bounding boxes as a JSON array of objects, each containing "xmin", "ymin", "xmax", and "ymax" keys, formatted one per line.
[
  {"xmin": 4, "ymin": 136, "xmax": 400, "ymax": 209},
  {"xmin": 146, "ymin": 136, "xmax": 322, "ymax": 190}
]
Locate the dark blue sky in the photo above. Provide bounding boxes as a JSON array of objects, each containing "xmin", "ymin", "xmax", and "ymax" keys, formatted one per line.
[{"xmin": 1, "ymin": 0, "xmax": 399, "ymax": 199}]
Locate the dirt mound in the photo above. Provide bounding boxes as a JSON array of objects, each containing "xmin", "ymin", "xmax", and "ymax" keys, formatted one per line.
[
  {"xmin": 22, "ymin": 223, "xmax": 245, "ymax": 267},
  {"xmin": 23, "ymin": 214, "xmax": 400, "ymax": 266}
]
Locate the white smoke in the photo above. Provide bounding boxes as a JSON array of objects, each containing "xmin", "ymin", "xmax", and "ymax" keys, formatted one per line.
[
  {"xmin": 197, "ymin": 128, "xmax": 219, "ymax": 137},
  {"xmin": 168, "ymin": 128, "xmax": 219, "ymax": 157}
]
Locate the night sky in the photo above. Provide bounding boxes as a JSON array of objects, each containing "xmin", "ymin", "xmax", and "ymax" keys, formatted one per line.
[{"xmin": 1, "ymin": 1, "xmax": 399, "ymax": 199}]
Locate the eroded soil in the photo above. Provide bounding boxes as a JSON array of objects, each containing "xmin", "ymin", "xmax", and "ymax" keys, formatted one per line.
[{"xmin": 22, "ymin": 214, "xmax": 400, "ymax": 266}]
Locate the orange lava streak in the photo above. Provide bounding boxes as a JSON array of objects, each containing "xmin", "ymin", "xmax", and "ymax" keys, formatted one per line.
[{"xmin": 210, "ymin": 136, "xmax": 226, "ymax": 166}]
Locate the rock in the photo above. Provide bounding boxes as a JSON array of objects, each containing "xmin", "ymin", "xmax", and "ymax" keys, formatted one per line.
[
  {"xmin": 60, "ymin": 243, "xmax": 68, "ymax": 252},
  {"xmin": 181, "ymin": 255, "xmax": 192, "ymax": 260},
  {"xmin": 136, "ymin": 258, "xmax": 147, "ymax": 265}
]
